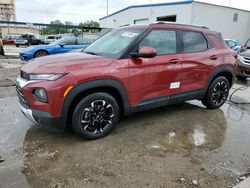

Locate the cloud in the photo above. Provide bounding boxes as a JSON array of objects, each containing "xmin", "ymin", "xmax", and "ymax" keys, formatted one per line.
[{"xmin": 15, "ymin": 0, "xmax": 250, "ymax": 24}]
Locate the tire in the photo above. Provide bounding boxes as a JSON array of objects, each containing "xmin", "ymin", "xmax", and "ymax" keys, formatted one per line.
[
  {"xmin": 35, "ymin": 50, "xmax": 48, "ymax": 58},
  {"xmin": 201, "ymin": 76, "xmax": 230, "ymax": 109},
  {"xmin": 16, "ymin": 44, "xmax": 19, "ymax": 47},
  {"xmin": 72, "ymin": 92, "xmax": 120, "ymax": 140},
  {"xmin": 236, "ymin": 75, "xmax": 247, "ymax": 81}
]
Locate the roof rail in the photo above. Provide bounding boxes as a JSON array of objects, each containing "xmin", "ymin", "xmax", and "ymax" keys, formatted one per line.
[{"xmin": 150, "ymin": 21, "xmax": 209, "ymax": 29}]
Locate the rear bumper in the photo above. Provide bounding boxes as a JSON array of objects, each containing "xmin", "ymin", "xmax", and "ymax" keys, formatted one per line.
[{"xmin": 19, "ymin": 100, "xmax": 66, "ymax": 130}]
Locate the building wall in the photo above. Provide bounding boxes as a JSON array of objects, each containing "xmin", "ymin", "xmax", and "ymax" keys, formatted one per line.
[
  {"xmin": 0, "ymin": 26, "xmax": 40, "ymax": 36},
  {"xmin": 0, "ymin": 0, "xmax": 16, "ymax": 21},
  {"xmin": 100, "ymin": 3, "xmax": 192, "ymax": 28},
  {"xmin": 191, "ymin": 2, "xmax": 250, "ymax": 44}
]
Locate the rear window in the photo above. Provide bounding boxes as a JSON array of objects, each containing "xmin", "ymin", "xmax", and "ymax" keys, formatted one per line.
[{"xmin": 182, "ymin": 31, "xmax": 208, "ymax": 53}]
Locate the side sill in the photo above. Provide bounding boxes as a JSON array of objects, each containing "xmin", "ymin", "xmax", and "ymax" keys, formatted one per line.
[{"xmin": 130, "ymin": 89, "xmax": 206, "ymax": 113}]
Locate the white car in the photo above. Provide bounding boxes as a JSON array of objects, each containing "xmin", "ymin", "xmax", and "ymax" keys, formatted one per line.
[{"xmin": 44, "ymin": 35, "xmax": 62, "ymax": 44}]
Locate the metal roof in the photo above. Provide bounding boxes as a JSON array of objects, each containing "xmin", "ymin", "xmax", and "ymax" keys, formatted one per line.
[
  {"xmin": 99, "ymin": 0, "xmax": 193, "ymax": 20},
  {"xmin": 100, "ymin": 0, "xmax": 250, "ymax": 21}
]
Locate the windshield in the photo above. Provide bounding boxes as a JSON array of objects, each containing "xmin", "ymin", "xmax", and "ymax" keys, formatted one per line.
[
  {"xmin": 49, "ymin": 38, "xmax": 65, "ymax": 46},
  {"xmin": 84, "ymin": 28, "xmax": 144, "ymax": 58}
]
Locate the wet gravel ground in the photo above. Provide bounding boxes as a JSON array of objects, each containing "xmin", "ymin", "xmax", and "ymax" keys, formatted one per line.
[{"xmin": 0, "ymin": 80, "xmax": 250, "ymax": 188}]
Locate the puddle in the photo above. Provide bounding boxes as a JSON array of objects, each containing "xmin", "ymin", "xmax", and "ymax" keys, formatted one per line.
[{"xmin": 1, "ymin": 93, "xmax": 250, "ymax": 187}]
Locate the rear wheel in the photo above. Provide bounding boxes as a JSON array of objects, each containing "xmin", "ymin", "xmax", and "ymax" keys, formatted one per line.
[
  {"xmin": 72, "ymin": 92, "xmax": 120, "ymax": 140},
  {"xmin": 35, "ymin": 50, "xmax": 48, "ymax": 58},
  {"xmin": 16, "ymin": 44, "xmax": 19, "ymax": 47},
  {"xmin": 202, "ymin": 76, "xmax": 230, "ymax": 109}
]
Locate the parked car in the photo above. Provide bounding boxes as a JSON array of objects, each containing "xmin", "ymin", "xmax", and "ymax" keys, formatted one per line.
[
  {"xmin": 44, "ymin": 35, "xmax": 62, "ymax": 44},
  {"xmin": 15, "ymin": 34, "xmax": 43, "ymax": 47},
  {"xmin": 2, "ymin": 36, "xmax": 15, "ymax": 45},
  {"xmin": 237, "ymin": 50, "xmax": 250, "ymax": 80},
  {"xmin": 225, "ymin": 39, "xmax": 241, "ymax": 54},
  {"xmin": 241, "ymin": 38, "xmax": 250, "ymax": 52},
  {"xmin": 19, "ymin": 37, "xmax": 94, "ymax": 61},
  {"xmin": 16, "ymin": 23, "xmax": 237, "ymax": 140},
  {"xmin": 0, "ymin": 35, "xmax": 4, "ymax": 55}
]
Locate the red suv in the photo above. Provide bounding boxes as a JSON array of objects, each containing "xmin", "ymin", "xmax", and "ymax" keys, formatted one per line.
[{"xmin": 16, "ymin": 23, "xmax": 237, "ymax": 139}]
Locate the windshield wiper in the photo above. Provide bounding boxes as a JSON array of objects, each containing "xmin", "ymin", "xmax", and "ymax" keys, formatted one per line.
[{"xmin": 84, "ymin": 51, "xmax": 102, "ymax": 56}]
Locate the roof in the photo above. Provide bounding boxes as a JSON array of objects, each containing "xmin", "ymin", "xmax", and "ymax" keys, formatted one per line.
[
  {"xmin": 100, "ymin": 0, "xmax": 250, "ymax": 21},
  {"xmin": 100, "ymin": 0, "xmax": 193, "ymax": 20}
]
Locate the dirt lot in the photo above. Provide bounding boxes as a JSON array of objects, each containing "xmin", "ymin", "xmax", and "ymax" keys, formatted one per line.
[{"xmin": 1, "ymin": 53, "xmax": 250, "ymax": 188}]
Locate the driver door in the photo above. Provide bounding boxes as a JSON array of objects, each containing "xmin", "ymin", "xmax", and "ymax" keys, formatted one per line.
[
  {"xmin": 53, "ymin": 38, "xmax": 77, "ymax": 54},
  {"xmin": 128, "ymin": 29, "xmax": 182, "ymax": 105}
]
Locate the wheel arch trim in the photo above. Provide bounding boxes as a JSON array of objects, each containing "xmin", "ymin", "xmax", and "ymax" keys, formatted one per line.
[
  {"xmin": 206, "ymin": 65, "xmax": 235, "ymax": 90},
  {"xmin": 61, "ymin": 79, "xmax": 130, "ymax": 124}
]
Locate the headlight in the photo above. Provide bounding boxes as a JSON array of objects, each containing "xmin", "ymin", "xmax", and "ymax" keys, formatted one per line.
[
  {"xmin": 33, "ymin": 88, "xmax": 48, "ymax": 103},
  {"xmin": 29, "ymin": 74, "xmax": 66, "ymax": 81}
]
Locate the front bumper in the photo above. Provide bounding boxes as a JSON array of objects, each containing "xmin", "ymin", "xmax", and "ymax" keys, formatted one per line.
[
  {"xmin": 19, "ymin": 102, "xmax": 37, "ymax": 123},
  {"xmin": 237, "ymin": 56, "xmax": 250, "ymax": 77},
  {"xmin": 16, "ymin": 75, "xmax": 67, "ymax": 130},
  {"xmin": 19, "ymin": 100, "xmax": 66, "ymax": 130},
  {"xmin": 19, "ymin": 52, "xmax": 33, "ymax": 61}
]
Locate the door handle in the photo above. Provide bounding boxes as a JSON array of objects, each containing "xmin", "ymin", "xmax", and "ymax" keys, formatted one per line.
[
  {"xmin": 169, "ymin": 59, "xmax": 180, "ymax": 64},
  {"xmin": 210, "ymin": 55, "xmax": 218, "ymax": 60}
]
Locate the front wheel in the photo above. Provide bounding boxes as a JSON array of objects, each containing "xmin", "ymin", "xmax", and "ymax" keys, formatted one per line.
[
  {"xmin": 72, "ymin": 92, "xmax": 120, "ymax": 140},
  {"xmin": 35, "ymin": 50, "xmax": 48, "ymax": 58},
  {"xmin": 201, "ymin": 76, "xmax": 230, "ymax": 109}
]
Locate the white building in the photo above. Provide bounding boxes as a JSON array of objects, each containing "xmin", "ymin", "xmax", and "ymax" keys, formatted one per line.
[{"xmin": 99, "ymin": 0, "xmax": 250, "ymax": 44}]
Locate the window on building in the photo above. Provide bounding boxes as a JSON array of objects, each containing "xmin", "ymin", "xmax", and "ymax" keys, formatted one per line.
[
  {"xmin": 182, "ymin": 31, "xmax": 208, "ymax": 53},
  {"xmin": 134, "ymin": 19, "xmax": 149, "ymax": 25},
  {"xmin": 157, "ymin": 15, "xmax": 177, "ymax": 22},
  {"xmin": 233, "ymin": 13, "xmax": 238, "ymax": 22},
  {"xmin": 139, "ymin": 30, "xmax": 177, "ymax": 55}
]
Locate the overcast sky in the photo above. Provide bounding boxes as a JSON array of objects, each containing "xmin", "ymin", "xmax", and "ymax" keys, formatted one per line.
[{"xmin": 16, "ymin": 0, "xmax": 250, "ymax": 24}]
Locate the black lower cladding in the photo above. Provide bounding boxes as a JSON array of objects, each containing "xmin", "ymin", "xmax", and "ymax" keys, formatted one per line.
[
  {"xmin": 31, "ymin": 109, "xmax": 66, "ymax": 130},
  {"xmin": 131, "ymin": 89, "xmax": 206, "ymax": 113}
]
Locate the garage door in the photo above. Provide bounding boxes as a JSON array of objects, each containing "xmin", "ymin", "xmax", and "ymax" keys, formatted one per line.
[{"xmin": 134, "ymin": 19, "xmax": 149, "ymax": 25}]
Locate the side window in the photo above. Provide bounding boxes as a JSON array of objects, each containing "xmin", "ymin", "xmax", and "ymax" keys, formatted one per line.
[
  {"xmin": 182, "ymin": 31, "xmax": 208, "ymax": 53},
  {"xmin": 77, "ymin": 38, "xmax": 93, "ymax": 45},
  {"xmin": 228, "ymin": 41, "xmax": 236, "ymax": 48},
  {"xmin": 64, "ymin": 39, "xmax": 76, "ymax": 45},
  {"xmin": 139, "ymin": 30, "xmax": 177, "ymax": 55}
]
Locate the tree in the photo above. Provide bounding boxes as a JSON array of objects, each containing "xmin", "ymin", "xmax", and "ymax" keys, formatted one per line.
[
  {"xmin": 79, "ymin": 20, "xmax": 100, "ymax": 32},
  {"xmin": 41, "ymin": 20, "xmax": 73, "ymax": 35}
]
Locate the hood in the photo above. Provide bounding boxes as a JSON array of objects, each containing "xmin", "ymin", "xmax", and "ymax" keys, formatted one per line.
[
  {"xmin": 21, "ymin": 45, "xmax": 51, "ymax": 53},
  {"xmin": 240, "ymin": 49, "xmax": 250, "ymax": 57},
  {"xmin": 21, "ymin": 52, "xmax": 114, "ymax": 74}
]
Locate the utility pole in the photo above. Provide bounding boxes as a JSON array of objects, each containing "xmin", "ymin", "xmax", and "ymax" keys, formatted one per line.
[
  {"xmin": 107, "ymin": 0, "xmax": 109, "ymax": 16},
  {"xmin": 149, "ymin": 0, "xmax": 153, "ymax": 23},
  {"xmin": 228, "ymin": 0, "xmax": 232, "ymax": 7}
]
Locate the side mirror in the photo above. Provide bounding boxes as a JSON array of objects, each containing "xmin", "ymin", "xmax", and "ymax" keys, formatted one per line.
[
  {"xmin": 60, "ymin": 43, "xmax": 65, "ymax": 47},
  {"xmin": 131, "ymin": 47, "xmax": 157, "ymax": 58}
]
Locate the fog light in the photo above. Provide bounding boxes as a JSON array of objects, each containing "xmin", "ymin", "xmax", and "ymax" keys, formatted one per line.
[{"xmin": 33, "ymin": 88, "xmax": 48, "ymax": 103}]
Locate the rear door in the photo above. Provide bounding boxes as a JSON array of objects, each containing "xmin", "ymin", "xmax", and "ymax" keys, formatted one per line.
[
  {"xmin": 128, "ymin": 29, "xmax": 182, "ymax": 105},
  {"xmin": 180, "ymin": 30, "xmax": 215, "ymax": 92}
]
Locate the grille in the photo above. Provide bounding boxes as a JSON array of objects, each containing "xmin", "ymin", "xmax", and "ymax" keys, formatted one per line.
[
  {"xmin": 244, "ymin": 57, "xmax": 250, "ymax": 61},
  {"xmin": 16, "ymin": 84, "xmax": 29, "ymax": 108},
  {"xmin": 244, "ymin": 71, "xmax": 250, "ymax": 76}
]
